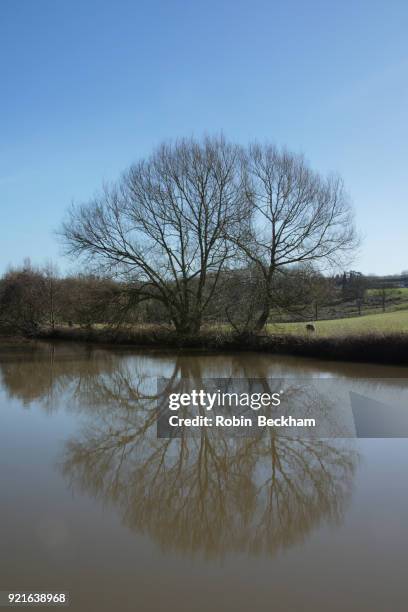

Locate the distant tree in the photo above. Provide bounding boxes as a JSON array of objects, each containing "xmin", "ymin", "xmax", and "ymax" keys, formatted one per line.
[
  {"xmin": 58, "ymin": 274, "xmax": 120, "ymax": 327},
  {"xmin": 301, "ymin": 268, "xmax": 336, "ymax": 320},
  {"xmin": 0, "ymin": 262, "xmax": 46, "ymax": 334},
  {"xmin": 43, "ymin": 261, "xmax": 60, "ymax": 329},
  {"xmin": 379, "ymin": 285, "xmax": 387, "ymax": 313},
  {"xmin": 376, "ymin": 284, "xmax": 402, "ymax": 313},
  {"xmin": 341, "ymin": 271, "xmax": 368, "ymax": 314}
]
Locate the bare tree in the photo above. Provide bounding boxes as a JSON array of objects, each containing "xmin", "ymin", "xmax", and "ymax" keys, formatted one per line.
[
  {"xmin": 61, "ymin": 137, "xmax": 244, "ymax": 335},
  {"xmin": 229, "ymin": 144, "xmax": 358, "ymax": 330},
  {"xmin": 300, "ymin": 267, "xmax": 337, "ymax": 321},
  {"xmin": 60, "ymin": 138, "xmax": 358, "ymax": 335},
  {"xmin": 43, "ymin": 261, "xmax": 60, "ymax": 329},
  {"xmin": 0, "ymin": 261, "xmax": 47, "ymax": 334}
]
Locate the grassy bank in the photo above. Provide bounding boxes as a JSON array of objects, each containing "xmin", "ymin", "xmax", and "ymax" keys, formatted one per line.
[
  {"xmin": 34, "ymin": 323, "xmax": 408, "ymax": 365},
  {"xmin": 0, "ymin": 335, "xmax": 38, "ymax": 347}
]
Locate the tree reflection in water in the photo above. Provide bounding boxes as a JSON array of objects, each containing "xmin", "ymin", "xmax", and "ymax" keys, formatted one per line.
[
  {"xmin": 57, "ymin": 355, "xmax": 357, "ymax": 559},
  {"xmin": 0, "ymin": 344, "xmax": 357, "ymax": 557}
]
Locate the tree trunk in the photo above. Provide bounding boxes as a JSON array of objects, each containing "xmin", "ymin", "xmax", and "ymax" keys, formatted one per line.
[
  {"xmin": 254, "ymin": 297, "xmax": 271, "ymax": 332},
  {"xmin": 174, "ymin": 312, "xmax": 201, "ymax": 336}
]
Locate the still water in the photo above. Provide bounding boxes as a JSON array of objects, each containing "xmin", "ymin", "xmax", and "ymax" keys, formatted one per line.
[{"xmin": 0, "ymin": 342, "xmax": 407, "ymax": 611}]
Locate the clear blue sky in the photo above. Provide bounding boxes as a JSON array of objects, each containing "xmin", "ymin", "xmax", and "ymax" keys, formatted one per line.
[{"xmin": 1, "ymin": 0, "xmax": 407, "ymax": 275}]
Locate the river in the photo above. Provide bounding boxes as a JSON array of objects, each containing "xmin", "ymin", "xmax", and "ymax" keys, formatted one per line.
[{"xmin": 0, "ymin": 342, "xmax": 407, "ymax": 611}]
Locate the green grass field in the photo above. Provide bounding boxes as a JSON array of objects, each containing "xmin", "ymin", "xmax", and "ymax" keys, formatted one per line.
[
  {"xmin": 268, "ymin": 309, "xmax": 408, "ymax": 336},
  {"xmin": 366, "ymin": 287, "xmax": 408, "ymax": 297}
]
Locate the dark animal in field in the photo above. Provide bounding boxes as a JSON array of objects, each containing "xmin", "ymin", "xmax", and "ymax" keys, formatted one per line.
[{"xmin": 306, "ymin": 323, "xmax": 316, "ymax": 333}]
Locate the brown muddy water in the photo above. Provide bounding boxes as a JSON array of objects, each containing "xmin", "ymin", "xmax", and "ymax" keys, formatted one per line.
[{"xmin": 0, "ymin": 342, "xmax": 407, "ymax": 612}]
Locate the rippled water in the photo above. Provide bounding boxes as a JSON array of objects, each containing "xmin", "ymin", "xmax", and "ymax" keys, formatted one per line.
[{"xmin": 0, "ymin": 342, "xmax": 407, "ymax": 611}]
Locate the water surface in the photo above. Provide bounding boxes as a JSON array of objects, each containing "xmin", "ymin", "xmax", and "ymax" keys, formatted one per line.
[{"xmin": 0, "ymin": 343, "xmax": 407, "ymax": 611}]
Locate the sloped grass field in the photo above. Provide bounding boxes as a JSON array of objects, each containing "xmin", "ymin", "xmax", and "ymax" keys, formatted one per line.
[
  {"xmin": 269, "ymin": 309, "xmax": 408, "ymax": 336},
  {"xmin": 366, "ymin": 287, "xmax": 408, "ymax": 297}
]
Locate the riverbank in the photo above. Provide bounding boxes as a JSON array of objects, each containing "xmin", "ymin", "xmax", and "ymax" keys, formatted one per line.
[
  {"xmin": 0, "ymin": 335, "xmax": 38, "ymax": 348},
  {"xmin": 22, "ymin": 325, "xmax": 408, "ymax": 365}
]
